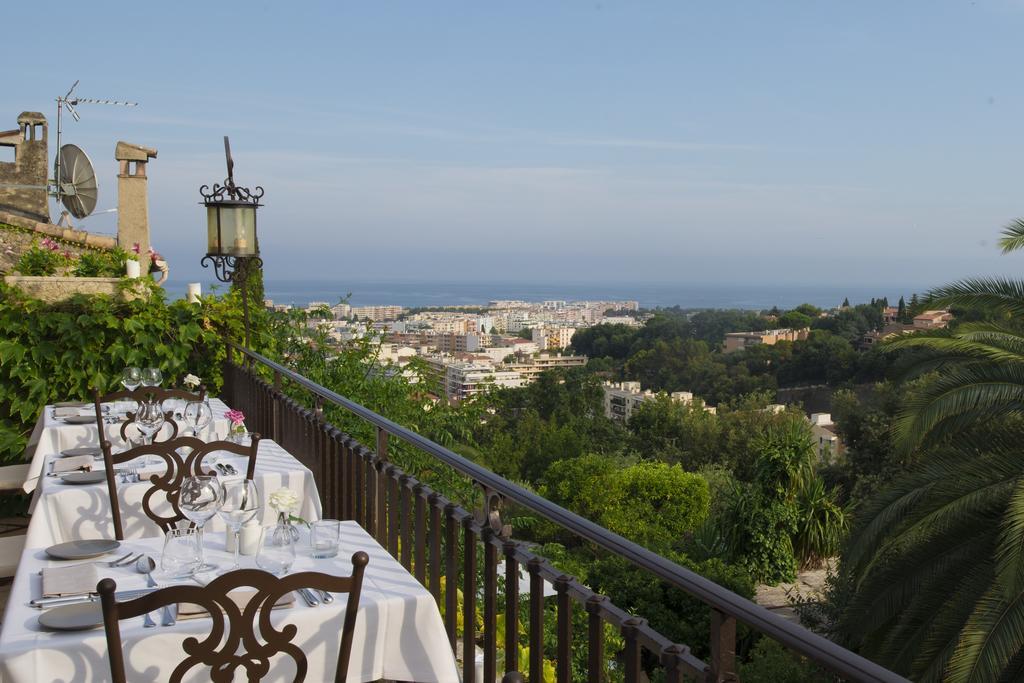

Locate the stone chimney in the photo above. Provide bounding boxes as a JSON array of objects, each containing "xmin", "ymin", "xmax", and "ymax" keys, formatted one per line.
[
  {"xmin": 0, "ymin": 112, "xmax": 49, "ymax": 222},
  {"xmin": 115, "ymin": 141, "xmax": 157, "ymax": 256}
]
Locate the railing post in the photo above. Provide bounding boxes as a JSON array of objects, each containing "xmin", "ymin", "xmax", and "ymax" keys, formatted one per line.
[
  {"xmin": 554, "ymin": 574, "xmax": 573, "ymax": 683},
  {"xmin": 710, "ymin": 608, "xmax": 738, "ymax": 682},
  {"xmin": 271, "ymin": 370, "xmax": 281, "ymax": 441},
  {"xmin": 585, "ymin": 595, "xmax": 605, "ymax": 683}
]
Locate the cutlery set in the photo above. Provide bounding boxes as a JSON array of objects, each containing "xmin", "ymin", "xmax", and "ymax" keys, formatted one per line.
[
  {"xmin": 298, "ymin": 587, "xmax": 334, "ymax": 606},
  {"xmin": 214, "ymin": 462, "xmax": 238, "ymax": 476}
]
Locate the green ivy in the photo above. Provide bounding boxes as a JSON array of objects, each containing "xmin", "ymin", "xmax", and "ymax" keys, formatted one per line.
[{"xmin": 0, "ymin": 281, "xmax": 242, "ymax": 463}]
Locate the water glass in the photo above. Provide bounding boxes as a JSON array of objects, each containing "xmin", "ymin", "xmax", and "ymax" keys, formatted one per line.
[
  {"xmin": 161, "ymin": 528, "xmax": 201, "ymax": 577},
  {"xmin": 310, "ymin": 519, "xmax": 341, "ymax": 559},
  {"xmin": 141, "ymin": 367, "xmax": 163, "ymax": 387},
  {"xmin": 121, "ymin": 367, "xmax": 142, "ymax": 392},
  {"xmin": 180, "ymin": 476, "xmax": 224, "ymax": 571},
  {"xmin": 257, "ymin": 526, "xmax": 296, "ymax": 576},
  {"xmin": 184, "ymin": 400, "xmax": 213, "ymax": 438}
]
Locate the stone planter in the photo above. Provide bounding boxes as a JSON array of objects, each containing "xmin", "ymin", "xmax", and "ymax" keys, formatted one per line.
[{"xmin": 3, "ymin": 275, "xmax": 150, "ymax": 303}]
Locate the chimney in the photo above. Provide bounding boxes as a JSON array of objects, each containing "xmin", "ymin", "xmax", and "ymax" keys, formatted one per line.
[{"xmin": 115, "ymin": 141, "xmax": 157, "ymax": 257}]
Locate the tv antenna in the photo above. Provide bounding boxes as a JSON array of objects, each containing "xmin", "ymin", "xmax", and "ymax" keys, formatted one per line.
[{"xmin": 53, "ymin": 80, "xmax": 138, "ymax": 214}]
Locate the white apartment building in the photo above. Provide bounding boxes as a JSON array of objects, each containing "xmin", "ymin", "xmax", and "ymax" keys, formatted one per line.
[
  {"xmin": 444, "ymin": 362, "xmax": 524, "ymax": 401},
  {"xmin": 809, "ymin": 413, "xmax": 844, "ymax": 460},
  {"xmin": 602, "ymin": 381, "xmax": 714, "ymax": 422},
  {"xmin": 350, "ymin": 305, "xmax": 405, "ymax": 321},
  {"xmin": 531, "ymin": 326, "xmax": 577, "ymax": 351}
]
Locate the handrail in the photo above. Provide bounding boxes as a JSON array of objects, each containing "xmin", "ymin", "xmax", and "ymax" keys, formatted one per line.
[{"xmin": 229, "ymin": 343, "xmax": 906, "ymax": 682}]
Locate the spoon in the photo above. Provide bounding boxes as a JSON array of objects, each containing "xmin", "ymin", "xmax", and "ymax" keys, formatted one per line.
[{"xmin": 137, "ymin": 555, "xmax": 158, "ymax": 588}]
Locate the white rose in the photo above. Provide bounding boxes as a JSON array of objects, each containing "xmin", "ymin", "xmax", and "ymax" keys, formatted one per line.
[
  {"xmin": 183, "ymin": 374, "xmax": 201, "ymax": 388},
  {"xmin": 269, "ymin": 488, "xmax": 299, "ymax": 513}
]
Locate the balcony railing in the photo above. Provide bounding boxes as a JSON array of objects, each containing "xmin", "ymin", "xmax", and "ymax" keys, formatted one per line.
[{"xmin": 221, "ymin": 343, "xmax": 906, "ymax": 683}]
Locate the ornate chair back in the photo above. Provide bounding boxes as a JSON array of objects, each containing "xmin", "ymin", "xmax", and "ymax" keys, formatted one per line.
[
  {"xmin": 98, "ymin": 552, "xmax": 369, "ymax": 683},
  {"xmin": 92, "ymin": 386, "xmax": 207, "ymax": 445},
  {"xmin": 99, "ymin": 433, "xmax": 260, "ymax": 540}
]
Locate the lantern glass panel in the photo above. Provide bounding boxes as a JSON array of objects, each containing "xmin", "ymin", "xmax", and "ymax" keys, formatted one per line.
[{"xmin": 206, "ymin": 204, "xmax": 258, "ymax": 257}]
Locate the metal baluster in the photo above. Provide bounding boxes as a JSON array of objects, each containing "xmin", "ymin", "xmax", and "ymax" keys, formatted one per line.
[
  {"xmin": 710, "ymin": 608, "xmax": 737, "ymax": 683},
  {"xmin": 429, "ymin": 493, "xmax": 442, "ymax": 603},
  {"xmin": 354, "ymin": 445, "xmax": 365, "ymax": 525},
  {"xmin": 387, "ymin": 468, "xmax": 400, "ymax": 558},
  {"xmin": 483, "ymin": 529, "xmax": 498, "ymax": 683},
  {"xmin": 528, "ymin": 558, "xmax": 544, "ymax": 683},
  {"xmin": 400, "ymin": 474, "xmax": 412, "ymax": 570},
  {"xmin": 622, "ymin": 617, "xmax": 643, "ymax": 683},
  {"xmin": 586, "ymin": 595, "xmax": 606, "ymax": 683},
  {"xmin": 414, "ymin": 485, "xmax": 427, "ymax": 585},
  {"xmin": 503, "ymin": 540, "xmax": 519, "ymax": 677},
  {"xmin": 444, "ymin": 504, "xmax": 459, "ymax": 650},
  {"xmin": 662, "ymin": 644, "xmax": 686, "ymax": 683},
  {"xmin": 463, "ymin": 517, "xmax": 477, "ymax": 683},
  {"xmin": 555, "ymin": 575, "xmax": 572, "ymax": 683}
]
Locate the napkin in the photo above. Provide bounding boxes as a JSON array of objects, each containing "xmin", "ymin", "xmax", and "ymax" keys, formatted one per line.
[
  {"xmin": 42, "ymin": 563, "xmax": 99, "ymax": 597},
  {"xmin": 51, "ymin": 455, "xmax": 94, "ymax": 474},
  {"xmin": 178, "ymin": 589, "xmax": 296, "ymax": 620},
  {"xmin": 54, "ymin": 407, "xmax": 91, "ymax": 419}
]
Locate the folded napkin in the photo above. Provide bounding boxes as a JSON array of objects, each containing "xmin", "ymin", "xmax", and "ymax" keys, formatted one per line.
[
  {"xmin": 178, "ymin": 589, "xmax": 296, "ymax": 620},
  {"xmin": 42, "ymin": 563, "xmax": 99, "ymax": 597},
  {"xmin": 51, "ymin": 455, "xmax": 94, "ymax": 474},
  {"xmin": 54, "ymin": 407, "xmax": 91, "ymax": 419}
]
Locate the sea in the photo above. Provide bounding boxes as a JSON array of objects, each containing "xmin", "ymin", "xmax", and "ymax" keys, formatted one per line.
[{"xmin": 163, "ymin": 279, "xmax": 928, "ymax": 311}]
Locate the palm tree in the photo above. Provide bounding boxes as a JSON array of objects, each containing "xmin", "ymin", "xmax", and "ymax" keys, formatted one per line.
[{"xmin": 835, "ymin": 220, "xmax": 1024, "ymax": 681}]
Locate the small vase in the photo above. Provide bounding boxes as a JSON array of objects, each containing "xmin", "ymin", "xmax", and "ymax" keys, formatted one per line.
[{"xmin": 273, "ymin": 511, "xmax": 301, "ymax": 544}]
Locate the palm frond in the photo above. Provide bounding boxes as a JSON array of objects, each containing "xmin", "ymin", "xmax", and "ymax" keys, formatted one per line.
[
  {"xmin": 923, "ymin": 278, "xmax": 1024, "ymax": 318},
  {"xmin": 947, "ymin": 583, "xmax": 1024, "ymax": 682},
  {"xmin": 999, "ymin": 218, "xmax": 1024, "ymax": 254}
]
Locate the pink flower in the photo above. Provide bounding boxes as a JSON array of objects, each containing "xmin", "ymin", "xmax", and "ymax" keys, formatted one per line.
[
  {"xmin": 225, "ymin": 409, "xmax": 246, "ymax": 426},
  {"xmin": 132, "ymin": 242, "xmax": 141, "ymax": 254},
  {"xmin": 62, "ymin": 250, "xmax": 73, "ymax": 259}
]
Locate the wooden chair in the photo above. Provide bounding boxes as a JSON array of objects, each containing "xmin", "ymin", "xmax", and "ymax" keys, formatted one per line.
[
  {"xmin": 92, "ymin": 386, "xmax": 207, "ymax": 445},
  {"xmin": 99, "ymin": 433, "xmax": 261, "ymax": 540},
  {"xmin": 98, "ymin": 552, "xmax": 369, "ymax": 683}
]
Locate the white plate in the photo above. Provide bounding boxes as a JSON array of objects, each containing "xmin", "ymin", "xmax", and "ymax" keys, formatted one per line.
[
  {"xmin": 38, "ymin": 602, "xmax": 104, "ymax": 631},
  {"xmin": 59, "ymin": 446, "xmax": 101, "ymax": 458},
  {"xmin": 61, "ymin": 415, "xmax": 95, "ymax": 425},
  {"xmin": 60, "ymin": 471, "xmax": 107, "ymax": 485},
  {"xmin": 45, "ymin": 539, "xmax": 120, "ymax": 560}
]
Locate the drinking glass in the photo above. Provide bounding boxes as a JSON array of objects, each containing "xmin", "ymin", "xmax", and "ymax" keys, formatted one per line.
[
  {"xmin": 183, "ymin": 400, "xmax": 213, "ymax": 438},
  {"xmin": 218, "ymin": 479, "xmax": 261, "ymax": 571},
  {"xmin": 310, "ymin": 519, "xmax": 341, "ymax": 559},
  {"xmin": 257, "ymin": 525, "xmax": 296, "ymax": 576},
  {"xmin": 121, "ymin": 367, "xmax": 142, "ymax": 392},
  {"xmin": 161, "ymin": 528, "xmax": 201, "ymax": 578},
  {"xmin": 141, "ymin": 367, "xmax": 163, "ymax": 387},
  {"xmin": 134, "ymin": 400, "xmax": 166, "ymax": 445},
  {"xmin": 180, "ymin": 476, "xmax": 224, "ymax": 572}
]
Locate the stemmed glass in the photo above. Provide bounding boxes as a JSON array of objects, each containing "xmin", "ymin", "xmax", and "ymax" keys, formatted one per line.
[
  {"xmin": 179, "ymin": 476, "xmax": 224, "ymax": 572},
  {"xmin": 183, "ymin": 400, "xmax": 213, "ymax": 438},
  {"xmin": 134, "ymin": 401, "xmax": 166, "ymax": 445},
  {"xmin": 141, "ymin": 367, "xmax": 163, "ymax": 387},
  {"xmin": 121, "ymin": 367, "xmax": 142, "ymax": 392},
  {"xmin": 218, "ymin": 480, "xmax": 261, "ymax": 571}
]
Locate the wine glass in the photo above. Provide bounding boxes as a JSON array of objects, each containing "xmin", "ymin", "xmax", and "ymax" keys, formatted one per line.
[
  {"xmin": 134, "ymin": 401, "xmax": 166, "ymax": 446},
  {"xmin": 183, "ymin": 400, "xmax": 213, "ymax": 438},
  {"xmin": 218, "ymin": 479, "xmax": 261, "ymax": 571},
  {"xmin": 180, "ymin": 476, "xmax": 224, "ymax": 572},
  {"xmin": 121, "ymin": 367, "xmax": 142, "ymax": 392},
  {"xmin": 141, "ymin": 367, "xmax": 163, "ymax": 387},
  {"xmin": 257, "ymin": 525, "xmax": 296, "ymax": 576}
]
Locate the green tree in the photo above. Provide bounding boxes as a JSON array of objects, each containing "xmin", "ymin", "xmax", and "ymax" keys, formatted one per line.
[
  {"xmin": 778, "ymin": 310, "xmax": 813, "ymax": 329},
  {"xmin": 835, "ymin": 219, "xmax": 1024, "ymax": 680}
]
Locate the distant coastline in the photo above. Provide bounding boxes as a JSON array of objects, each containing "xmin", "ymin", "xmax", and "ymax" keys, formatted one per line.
[{"xmin": 163, "ymin": 279, "xmax": 929, "ymax": 311}]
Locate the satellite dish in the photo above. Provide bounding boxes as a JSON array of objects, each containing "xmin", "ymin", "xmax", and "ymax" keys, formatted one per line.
[{"xmin": 57, "ymin": 144, "xmax": 98, "ymax": 219}]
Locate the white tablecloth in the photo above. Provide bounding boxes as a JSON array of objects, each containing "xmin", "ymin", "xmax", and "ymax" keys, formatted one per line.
[
  {"xmin": 23, "ymin": 399, "xmax": 233, "ymax": 494},
  {"xmin": 0, "ymin": 522, "xmax": 459, "ymax": 683},
  {"xmin": 25, "ymin": 439, "xmax": 322, "ymax": 548}
]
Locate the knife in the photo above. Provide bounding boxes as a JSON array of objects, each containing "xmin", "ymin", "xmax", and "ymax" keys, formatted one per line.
[
  {"xmin": 31, "ymin": 588, "xmax": 157, "ymax": 609},
  {"xmin": 317, "ymin": 589, "xmax": 334, "ymax": 604}
]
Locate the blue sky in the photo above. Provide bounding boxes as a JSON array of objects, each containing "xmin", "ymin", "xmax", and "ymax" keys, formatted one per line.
[{"xmin": 5, "ymin": 1, "xmax": 1024, "ymax": 289}]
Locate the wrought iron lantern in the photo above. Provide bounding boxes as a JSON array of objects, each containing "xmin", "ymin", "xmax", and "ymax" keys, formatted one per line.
[{"xmin": 200, "ymin": 136, "xmax": 264, "ymax": 347}]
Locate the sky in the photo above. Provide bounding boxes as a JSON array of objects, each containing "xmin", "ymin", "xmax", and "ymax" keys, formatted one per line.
[{"xmin": 5, "ymin": 1, "xmax": 1024, "ymax": 291}]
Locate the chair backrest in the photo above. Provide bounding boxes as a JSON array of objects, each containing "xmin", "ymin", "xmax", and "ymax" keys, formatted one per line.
[
  {"xmin": 98, "ymin": 553, "xmax": 369, "ymax": 683},
  {"xmin": 99, "ymin": 433, "xmax": 261, "ymax": 540},
  {"xmin": 92, "ymin": 386, "xmax": 207, "ymax": 445}
]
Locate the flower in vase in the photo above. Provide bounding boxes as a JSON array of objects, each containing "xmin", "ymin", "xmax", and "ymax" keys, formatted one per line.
[
  {"xmin": 225, "ymin": 409, "xmax": 246, "ymax": 433},
  {"xmin": 183, "ymin": 374, "xmax": 201, "ymax": 389},
  {"xmin": 268, "ymin": 488, "xmax": 299, "ymax": 514}
]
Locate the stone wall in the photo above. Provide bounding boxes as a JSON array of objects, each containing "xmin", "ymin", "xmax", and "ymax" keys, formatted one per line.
[
  {"xmin": 2, "ymin": 276, "xmax": 149, "ymax": 303},
  {"xmin": 0, "ymin": 112, "xmax": 49, "ymax": 223}
]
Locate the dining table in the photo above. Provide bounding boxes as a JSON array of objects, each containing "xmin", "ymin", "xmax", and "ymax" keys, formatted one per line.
[
  {"xmin": 24, "ymin": 438, "xmax": 322, "ymax": 548},
  {"xmin": 0, "ymin": 521, "xmax": 460, "ymax": 683},
  {"xmin": 22, "ymin": 398, "xmax": 233, "ymax": 495}
]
